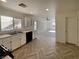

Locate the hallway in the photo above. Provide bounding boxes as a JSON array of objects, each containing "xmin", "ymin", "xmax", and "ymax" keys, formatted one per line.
[{"xmin": 13, "ymin": 32, "xmax": 79, "ymax": 59}]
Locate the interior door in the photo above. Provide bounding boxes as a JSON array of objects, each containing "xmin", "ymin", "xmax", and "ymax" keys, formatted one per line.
[{"xmin": 66, "ymin": 16, "xmax": 77, "ymax": 44}]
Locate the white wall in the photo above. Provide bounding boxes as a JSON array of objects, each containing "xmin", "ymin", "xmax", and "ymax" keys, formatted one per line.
[
  {"xmin": 56, "ymin": 13, "xmax": 66, "ymax": 43},
  {"xmin": 56, "ymin": 0, "xmax": 79, "ymax": 43},
  {"xmin": 77, "ymin": 11, "xmax": 79, "ymax": 46},
  {"xmin": 56, "ymin": 11, "xmax": 78, "ymax": 43},
  {"xmin": 0, "ymin": 6, "xmax": 24, "ymax": 19}
]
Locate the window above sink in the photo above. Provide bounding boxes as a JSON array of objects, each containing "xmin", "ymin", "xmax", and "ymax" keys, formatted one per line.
[
  {"xmin": 0, "ymin": 15, "xmax": 22, "ymax": 32},
  {"xmin": 1, "ymin": 16, "xmax": 13, "ymax": 31}
]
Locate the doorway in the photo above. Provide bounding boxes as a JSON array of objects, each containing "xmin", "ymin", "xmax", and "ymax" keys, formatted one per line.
[
  {"xmin": 34, "ymin": 17, "xmax": 56, "ymax": 43},
  {"xmin": 65, "ymin": 17, "xmax": 77, "ymax": 44}
]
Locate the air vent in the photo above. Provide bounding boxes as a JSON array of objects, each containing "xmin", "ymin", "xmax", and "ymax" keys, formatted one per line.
[{"xmin": 19, "ymin": 3, "xmax": 27, "ymax": 8}]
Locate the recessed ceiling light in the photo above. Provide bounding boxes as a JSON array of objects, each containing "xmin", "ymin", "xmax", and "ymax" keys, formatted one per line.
[
  {"xmin": 46, "ymin": 9, "xmax": 49, "ymax": 11},
  {"xmin": 30, "ymin": 12, "xmax": 33, "ymax": 14},
  {"xmin": 1, "ymin": 0, "xmax": 7, "ymax": 2}
]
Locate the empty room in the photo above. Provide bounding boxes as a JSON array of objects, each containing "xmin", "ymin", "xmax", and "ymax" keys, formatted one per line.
[{"xmin": 0, "ymin": 0, "xmax": 79, "ymax": 59}]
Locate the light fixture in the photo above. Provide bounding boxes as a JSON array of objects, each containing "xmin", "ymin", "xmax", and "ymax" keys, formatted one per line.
[
  {"xmin": 49, "ymin": 30, "xmax": 55, "ymax": 33},
  {"xmin": 1, "ymin": 0, "xmax": 7, "ymax": 2},
  {"xmin": 46, "ymin": 9, "xmax": 49, "ymax": 11},
  {"xmin": 30, "ymin": 12, "xmax": 33, "ymax": 14}
]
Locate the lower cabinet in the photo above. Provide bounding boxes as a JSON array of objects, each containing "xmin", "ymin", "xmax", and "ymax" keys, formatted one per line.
[
  {"xmin": 0, "ymin": 39, "xmax": 2, "ymax": 45},
  {"xmin": 21, "ymin": 34, "xmax": 26, "ymax": 45},
  {"xmin": 0, "ymin": 33, "xmax": 26, "ymax": 51},
  {"xmin": 11, "ymin": 35, "xmax": 21, "ymax": 50},
  {"xmin": 2, "ymin": 37, "xmax": 12, "ymax": 50},
  {"xmin": 11, "ymin": 33, "xmax": 26, "ymax": 50}
]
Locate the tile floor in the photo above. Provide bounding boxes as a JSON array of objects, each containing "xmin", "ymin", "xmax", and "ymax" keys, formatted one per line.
[{"xmin": 13, "ymin": 32, "xmax": 79, "ymax": 59}]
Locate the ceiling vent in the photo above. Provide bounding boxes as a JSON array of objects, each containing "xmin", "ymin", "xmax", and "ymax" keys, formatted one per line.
[{"xmin": 19, "ymin": 3, "xmax": 27, "ymax": 8}]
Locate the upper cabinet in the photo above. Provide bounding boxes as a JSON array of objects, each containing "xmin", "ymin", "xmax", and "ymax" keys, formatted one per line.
[{"xmin": 24, "ymin": 16, "xmax": 33, "ymax": 28}]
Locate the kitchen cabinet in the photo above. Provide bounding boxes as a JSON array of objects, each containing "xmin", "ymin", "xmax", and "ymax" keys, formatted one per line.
[
  {"xmin": 0, "ymin": 39, "xmax": 2, "ymax": 45},
  {"xmin": 21, "ymin": 34, "xmax": 26, "ymax": 45},
  {"xmin": 2, "ymin": 37, "xmax": 12, "ymax": 50},
  {"xmin": 0, "ymin": 34, "xmax": 22, "ymax": 51},
  {"xmin": 11, "ymin": 35, "xmax": 21, "ymax": 50},
  {"xmin": 0, "ymin": 31, "xmax": 33, "ymax": 51},
  {"xmin": 11, "ymin": 33, "xmax": 26, "ymax": 50}
]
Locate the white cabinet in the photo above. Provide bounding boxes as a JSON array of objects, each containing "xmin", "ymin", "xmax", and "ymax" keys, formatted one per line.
[
  {"xmin": 0, "ymin": 39, "xmax": 2, "ymax": 45},
  {"xmin": 0, "ymin": 32, "xmax": 30, "ymax": 51},
  {"xmin": 2, "ymin": 37, "xmax": 12, "ymax": 50},
  {"xmin": 11, "ymin": 35, "xmax": 21, "ymax": 50},
  {"xmin": 11, "ymin": 33, "xmax": 26, "ymax": 50},
  {"xmin": 21, "ymin": 34, "xmax": 26, "ymax": 45}
]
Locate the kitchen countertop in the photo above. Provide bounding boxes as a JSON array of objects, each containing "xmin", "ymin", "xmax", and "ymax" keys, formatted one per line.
[
  {"xmin": 0, "ymin": 30, "xmax": 33, "ymax": 39},
  {"xmin": 22, "ymin": 30, "xmax": 32, "ymax": 33},
  {"xmin": 0, "ymin": 34, "xmax": 12, "ymax": 39}
]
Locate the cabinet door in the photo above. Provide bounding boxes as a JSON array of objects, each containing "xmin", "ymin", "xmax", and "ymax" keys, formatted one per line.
[
  {"xmin": 66, "ymin": 17, "xmax": 77, "ymax": 44},
  {"xmin": 2, "ymin": 38, "xmax": 11, "ymax": 50},
  {"xmin": 21, "ymin": 34, "xmax": 26, "ymax": 45},
  {"xmin": 11, "ymin": 36, "xmax": 21, "ymax": 50},
  {"xmin": 33, "ymin": 31, "xmax": 35, "ymax": 40},
  {"xmin": 0, "ymin": 39, "xmax": 2, "ymax": 45}
]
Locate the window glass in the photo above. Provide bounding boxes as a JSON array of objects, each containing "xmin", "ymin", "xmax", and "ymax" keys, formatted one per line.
[
  {"xmin": 14, "ymin": 18, "xmax": 22, "ymax": 29},
  {"xmin": 34, "ymin": 21, "xmax": 37, "ymax": 30},
  {"xmin": 1, "ymin": 16, "xmax": 13, "ymax": 31}
]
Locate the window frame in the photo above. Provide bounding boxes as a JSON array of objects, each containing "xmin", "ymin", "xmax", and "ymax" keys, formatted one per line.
[
  {"xmin": 0, "ymin": 15, "xmax": 22, "ymax": 32},
  {"xmin": 13, "ymin": 18, "xmax": 22, "ymax": 29},
  {"xmin": 1, "ymin": 16, "xmax": 14, "ymax": 31}
]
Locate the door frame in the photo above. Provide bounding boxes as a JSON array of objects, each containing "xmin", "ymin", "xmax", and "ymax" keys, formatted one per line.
[
  {"xmin": 65, "ymin": 17, "xmax": 68, "ymax": 43},
  {"xmin": 65, "ymin": 16, "xmax": 78, "ymax": 45}
]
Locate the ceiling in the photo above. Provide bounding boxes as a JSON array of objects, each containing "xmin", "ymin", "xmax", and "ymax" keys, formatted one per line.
[
  {"xmin": 0, "ymin": 0, "xmax": 79, "ymax": 16},
  {"xmin": 0, "ymin": 0, "xmax": 56, "ymax": 15}
]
